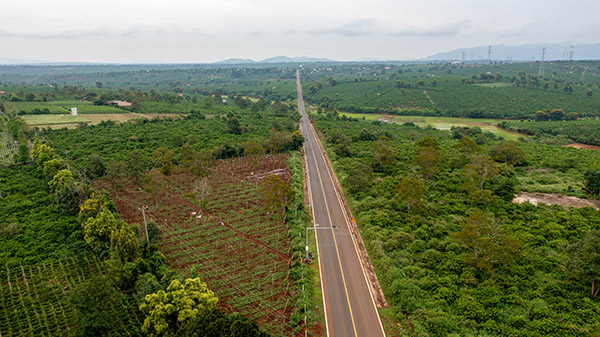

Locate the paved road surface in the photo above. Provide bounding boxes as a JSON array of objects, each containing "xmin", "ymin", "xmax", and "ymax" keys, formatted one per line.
[{"xmin": 296, "ymin": 70, "xmax": 386, "ymax": 337}]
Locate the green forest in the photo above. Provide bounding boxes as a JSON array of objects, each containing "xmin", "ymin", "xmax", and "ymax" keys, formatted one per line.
[{"xmin": 313, "ymin": 114, "xmax": 600, "ymax": 336}]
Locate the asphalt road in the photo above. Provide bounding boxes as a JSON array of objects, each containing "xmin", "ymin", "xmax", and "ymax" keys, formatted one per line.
[{"xmin": 296, "ymin": 70, "xmax": 386, "ymax": 337}]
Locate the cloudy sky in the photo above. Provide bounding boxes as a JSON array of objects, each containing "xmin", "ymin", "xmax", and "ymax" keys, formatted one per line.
[{"xmin": 1, "ymin": 0, "xmax": 599, "ymax": 63}]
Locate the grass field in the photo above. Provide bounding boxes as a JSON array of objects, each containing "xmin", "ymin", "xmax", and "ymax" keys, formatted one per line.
[
  {"xmin": 473, "ymin": 83, "xmax": 513, "ymax": 88},
  {"xmin": 340, "ymin": 113, "xmax": 522, "ymax": 140},
  {"xmin": 22, "ymin": 113, "xmax": 185, "ymax": 129},
  {"xmin": 4, "ymin": 101, "xmax": 124, "ymax": 114},
  {"xmin": 21, "ymin": 114, "xmax": 89, "ymax": 125}
]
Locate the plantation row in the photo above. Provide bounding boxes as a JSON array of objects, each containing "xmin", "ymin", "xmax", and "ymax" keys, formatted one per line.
[
  {"xmin": 0, "ymin": 256, "xmax": 141, "ymax": 336},
  {"xmin": 305, "ymin": 76, "xmax": 600, "ymax": 119}
]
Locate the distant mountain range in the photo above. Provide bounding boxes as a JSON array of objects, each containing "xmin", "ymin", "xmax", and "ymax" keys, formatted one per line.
[
  {"xmin": 423, "ymin": 42, "xmax": 600, "ymax": 61},
  {"xmin": 214, "ymin": 56, "xmax": 335, "ymax": 64}
]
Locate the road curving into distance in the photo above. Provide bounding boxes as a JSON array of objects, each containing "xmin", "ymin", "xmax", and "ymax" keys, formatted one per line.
[{"xmin": 296, "ymin": 70, "xmax": 386, "ymax": 337}]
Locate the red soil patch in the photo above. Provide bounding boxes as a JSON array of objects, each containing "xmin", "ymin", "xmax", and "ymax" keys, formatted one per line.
[{"xmin": 92, "ymin": 154, "xmax": 320, "ymax": 336}]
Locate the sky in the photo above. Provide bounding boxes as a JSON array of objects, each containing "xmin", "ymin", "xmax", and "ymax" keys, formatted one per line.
[{"xmin": 1, "ymin": 0, "xmax": 599, "ymax": 63}]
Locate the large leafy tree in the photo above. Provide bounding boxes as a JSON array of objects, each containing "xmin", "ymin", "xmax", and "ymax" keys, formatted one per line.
[
  {"xmin": 70, "ymin": 275, "xmax": 126, "ymax": 336},
  {"xmin": 414, "ymin": 146, "xmax": 444, "ymax": 180},
  {"xmin": 144, "ymin": 168, "xmax": 165, "ymax": 208},
  {"xmin": 48, "ymin": 169, "xmax": 74, "ymax": 193},
  {"xmin": 490, "ymin": 140, "xmax": 526, "ymax": 166},
  {"xmin": 454, "ymin": 136, "xmax": 480, "ymax": 159},
  {"xmin": 126, "ymin": 150, "xmax": 148, "ymax": 185},
  {"xmin": 344, "ymin": 162, "xmax": 372, "ymax": 194},
  {"xmin": 371, "ymin": 135, "xmax": 397, "ymax": 173},
  {"xmin": 584, "ymin": 170, "xmax": 600, "ymax": 197},
  {"xmin": 140, "ymin": 278, "xmax": 218, "ymax": 336},
  {"xmin": 260, "ymin": 174, "xmax": 294, "ymax": 217},
  {"xmin": 83, "ymin": 208, "xmax": 119, "ymax": 249},
  {"xmin": 451, "ymin": 212, "xmax": 520, "ymax": 272},
  {"xmin": 462, "ymin": 155, "xmax": 499, "ymax": 201},
  {"xmin": 395, "ymin": 177, "xmax": 427, "ymax": 213},
  {"xmin": 32, "ymin": 138, "xmax": 56, "ymax": 168},
  {"xmin": 152, "ymin": 147, "xmax": 174, "ymax": 175},
  {"xmin": 567, "ymin": 230, "xmax": 600, "ymax": 298},
  {"xmin": 42, "ymin": 158, "xmax": 67, "ymax": 181},
  {"xmin": 106, "ymin": 160, "xmax": 127, "ymax": 196},
  {"xmin": 110, "ymin": 224, "xmax": 141, "ymax": 263}
]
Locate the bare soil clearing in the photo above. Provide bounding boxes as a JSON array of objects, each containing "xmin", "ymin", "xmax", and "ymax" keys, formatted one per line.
[
  {"xmin": 513, "ymin": 192, "xmax": 600, "ymax": 209},
  {"xmin": 562, "ymin": 142, "xmax": 600, "ymax": 150}
]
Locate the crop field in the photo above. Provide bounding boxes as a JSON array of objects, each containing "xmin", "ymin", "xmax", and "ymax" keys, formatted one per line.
[
  {"xmin": 340, "ymin": 113, "xmax": 521, "ymax": 140},
  {"xmin": 92, "ymin": 154, "xmax": 310, "ymax": 337},
  {"xmin": 0, "ymin": 255, "xmax": 141, "ymax": 336}
]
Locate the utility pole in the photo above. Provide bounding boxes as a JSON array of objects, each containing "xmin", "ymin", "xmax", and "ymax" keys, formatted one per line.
[
  {"xmin": 139, "ymin": 205, "xmax": 149, "ymax": 244},
  {"xmin": 538, "ymin": 48, "xmax": 546, "ymax": 76}
]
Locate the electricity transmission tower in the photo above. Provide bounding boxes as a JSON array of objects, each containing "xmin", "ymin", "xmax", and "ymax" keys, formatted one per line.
[
  {"xmin": 569, "ymin": 44, "xmax": 574, "ymax": 61},
  {"xmin": 488, "ymin": 45, "xmax": 492, "ymax": 63},
  {"xmin": 538, "ymin": 48, "xmax": 546, "ymax": 76}
]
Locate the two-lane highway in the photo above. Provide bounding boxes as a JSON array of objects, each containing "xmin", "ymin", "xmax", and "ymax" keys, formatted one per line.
[{"xmin": 297, "ymin": 70, "xmax": 386, "ymax": 337}]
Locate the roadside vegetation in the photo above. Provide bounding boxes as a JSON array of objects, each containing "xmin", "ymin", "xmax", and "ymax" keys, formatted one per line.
[{"xmin": 313, "ymin": 113, "xmax": 600, "ymax": 336}]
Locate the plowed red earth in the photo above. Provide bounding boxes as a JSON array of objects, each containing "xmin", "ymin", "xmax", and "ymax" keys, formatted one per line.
[{"xmin": 92, "ymin": 154, "xmax": 319, "ymax": 336}]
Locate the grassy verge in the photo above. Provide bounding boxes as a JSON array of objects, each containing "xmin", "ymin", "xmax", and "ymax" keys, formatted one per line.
[{"xmin": 286, "ymin": 151, "xmax": 324, "ymax": 336}]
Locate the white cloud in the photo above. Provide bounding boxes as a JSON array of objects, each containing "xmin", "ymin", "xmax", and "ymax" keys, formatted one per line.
[{"xmin": 0, "ymin": 0, "xmax": 598, "ymax": 62}]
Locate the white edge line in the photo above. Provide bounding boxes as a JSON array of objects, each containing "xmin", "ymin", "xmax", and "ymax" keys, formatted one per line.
[
  {"xmin": 299, "ymin": 94, "xmax": 331, "ymax": 337},
  {"xmin": 310, "ymin": 115, "xmax": 387, "ymax": 336}
]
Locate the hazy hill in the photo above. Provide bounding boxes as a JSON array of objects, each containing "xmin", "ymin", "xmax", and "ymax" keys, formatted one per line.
[
  {"xmin": 424, "ymin": 42, "xmax": 600, "ymax": 61},
  {"xmin": 214, "ymin": 56, "xmax": 335, "ymax": 64}
]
